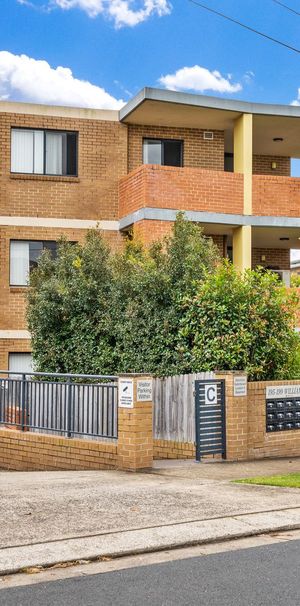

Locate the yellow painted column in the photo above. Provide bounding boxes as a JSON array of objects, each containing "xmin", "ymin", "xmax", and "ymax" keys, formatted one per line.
[
  {"xmin": 233, "ymin": 226, "xmax": 252, "ymax": 271},
  {"xmin": 233, "ymin": 114, "xmax": 253, "ymax": 270}
]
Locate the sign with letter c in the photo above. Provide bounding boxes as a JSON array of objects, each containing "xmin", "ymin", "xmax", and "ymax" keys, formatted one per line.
[{"xmin": 204, "ymin": 384, "xmax": 218, "ymax": 405}]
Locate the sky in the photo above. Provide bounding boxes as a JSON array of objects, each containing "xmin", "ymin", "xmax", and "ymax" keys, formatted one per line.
[
  {"xmin": 2, "ymin": 0, "xmax": 300, "ymax": 110},
  {"xmin": 2, "ymin": 0, "xmax": 300, "ymax": 258}
]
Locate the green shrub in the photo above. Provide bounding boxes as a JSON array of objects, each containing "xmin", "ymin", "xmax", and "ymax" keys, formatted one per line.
[{"xmin": 178, "ymin": 262, "xmax": 300, "ymax": 381}]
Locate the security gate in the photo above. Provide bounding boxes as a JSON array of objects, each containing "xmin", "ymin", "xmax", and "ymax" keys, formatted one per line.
[{"xmin": 195, "ymin": 380, "xmax": 226, "ymax": 461}]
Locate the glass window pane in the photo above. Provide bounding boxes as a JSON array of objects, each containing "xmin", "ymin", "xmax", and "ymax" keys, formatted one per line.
[
  {"xmin": 10, "ymin": 241, "xmax": 30, "ymax": 286},
  {"xmin": 66, "ymin": 133, "xmax": 77, "ymax": 175},
  {"xmin": 224, "ymin": 153, "xmax": 234, "ymax": 172},
  {"xmin": 29, "ymin": 241, "xmax": 43, "ymax": 272},
  {"xmin": 43, "ymin": 241, "xmax": 58, "ymax": 259},
  {"xmin": 34, "ymin": 130, "xmax": 44, "ymax": 174},
  {"xmin": 163, "ymin": 140, "xmax": 182, "ymax": 167},
  {"xmin": 11, "ymin": 129, "xmax": 34, "ymax": 173},
  {"xmin": 9, "ymin": 353, "xmax": 33, "ymax": 378},
  {"xmin": 45, "ymin": 132, "xmax": 63, "ymax": 175},
  {"xmin": 143, "ymin": 139, "xmax": 162, "ymax": 165}
]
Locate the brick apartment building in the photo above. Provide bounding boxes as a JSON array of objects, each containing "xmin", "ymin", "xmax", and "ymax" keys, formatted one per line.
[{"xmin": 1, "ymin": 87, "xmax": 300, "ymax": 372}]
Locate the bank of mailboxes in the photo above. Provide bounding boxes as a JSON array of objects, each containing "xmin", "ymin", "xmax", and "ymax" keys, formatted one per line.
[{"xmin": 266, "ymin": 399, "xmax": 300, "ymax": 432}]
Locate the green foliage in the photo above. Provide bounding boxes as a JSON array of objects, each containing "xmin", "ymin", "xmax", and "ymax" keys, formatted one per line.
[
  {"xmin": 27, "ymin": 213, "xmax": 220, "ymax": 375},
  {"xmin": 178, "ymin": 262, "xmax": 300, "ymax": 381},
  {"xmin": 27, "ymin": 231, "xmax": 116, "ymax": 374},
  {"xmin": 291, "ymin": 273, "xmax": 300, "ymax": 288},
  {"xmin": 27, "ymin": 214, "xmax": 300, "ymax": 380}
]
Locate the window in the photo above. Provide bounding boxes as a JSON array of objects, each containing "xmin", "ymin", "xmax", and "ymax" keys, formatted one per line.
[
  {"xmin": 10, "ymin": 240, "xmax": 58, "ymax": 286},
  {"xmin": 143, "ymin": 139, "xmax": 183, "ymax": 167},
  {"xmin": 9, "ymin": 353, "xmax": 33, "ymax": 377},
  {"xmin": 11, "ymin": 129, "xmax": 77, "ymax": 176},
  {"xmin": 224, "ymin": 153, "xmax": 234, "ymax": 172}
]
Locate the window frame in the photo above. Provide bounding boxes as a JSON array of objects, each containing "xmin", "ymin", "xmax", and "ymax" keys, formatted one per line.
[
  {"xmin": 9, "ymin": 239, "xmax": 58, "ymax": 287},
  {"xmin": 142, "ymin": 138, "xmax": 183, "ymax": 167},
  {"xmin": 10, "ymin": 127, "xmax": 78, "ymax": 177},
  {"xmin": 8, "ymin": 352, "xmax": 33, "ymax": 377}
]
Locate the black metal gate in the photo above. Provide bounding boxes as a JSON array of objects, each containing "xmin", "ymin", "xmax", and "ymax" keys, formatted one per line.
[{"xmin": 195, "ymin": 379, "xmax": 226, "ymax": 461}]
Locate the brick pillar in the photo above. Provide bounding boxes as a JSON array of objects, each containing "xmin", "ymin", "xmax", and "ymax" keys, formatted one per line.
[
  {"xmin": 215, "ymin": 371, "xmax": 249, "ymax": 461},
  {"xmin": 117, "ymin": 374, "xmax": 153, "ymax": 471}
]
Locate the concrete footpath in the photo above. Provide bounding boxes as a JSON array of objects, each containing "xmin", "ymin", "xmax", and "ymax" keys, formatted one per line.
[{"xmin": 0, "ymin": 458, "xmax": 300, "ymax": 575}]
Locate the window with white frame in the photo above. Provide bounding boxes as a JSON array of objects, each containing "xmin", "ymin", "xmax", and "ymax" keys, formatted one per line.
[
  {"xmin": 10, "ymin": 240, "xmax": 58, "ymax": 286},
  {"xmin": 9, "ymin": 353, "xmax": 33, "ymax": 377},
  {"xmin": 11, "ymin": 128, "xmax": 77, "ymax": 176}
]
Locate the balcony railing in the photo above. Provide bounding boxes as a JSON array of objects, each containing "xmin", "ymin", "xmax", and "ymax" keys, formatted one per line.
[
  {"xmin": 253, "ymin": 174, "xmax": 300, "ymax": 217},
  {"xmin": 119, "ymin": 164, "xmax": 244, "ymax": 218}
]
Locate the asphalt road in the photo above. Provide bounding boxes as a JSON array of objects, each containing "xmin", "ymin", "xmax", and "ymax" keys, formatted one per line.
[{"xmin": 1, "ymin": 540, "xmax": 300, "ymax": 606}]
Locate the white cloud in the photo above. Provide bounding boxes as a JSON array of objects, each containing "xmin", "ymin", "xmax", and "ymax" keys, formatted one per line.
[
  {"xmin": 46, "ymin": 0, "xmax": 172, "ymax": 26},
  {"xmin": 0, "ymin": 51, "xmax": 124, "ymax": 109},
  {"xmin": 159, "ymin": 65, "xmax": 242, "ymax": 94}
]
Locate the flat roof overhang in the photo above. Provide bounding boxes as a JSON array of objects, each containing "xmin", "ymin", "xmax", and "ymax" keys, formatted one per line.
[{"xmin": 120, "ymin": 88, "xmax": 300, "ymax": 157}]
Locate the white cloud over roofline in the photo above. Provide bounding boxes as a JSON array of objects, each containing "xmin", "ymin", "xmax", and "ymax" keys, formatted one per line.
[
  {"xmin": 0, "ymin": 51, "xmax": 124, "ymax": 109},
  {"xmin": 159, "ymin": 65, "xmax": 242, "ymax": 94}
]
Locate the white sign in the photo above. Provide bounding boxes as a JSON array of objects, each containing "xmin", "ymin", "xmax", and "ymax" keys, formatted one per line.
[
  {"xmin": 118, "ymin": 378, "xmax": 134, "ymax": 408},
  {"xmin": 137, "ymin": 379, "xmax": 153, "ymax": 402},
  {"xmin": 266, "ymin": 385, "xmax": 300, "ymax": 400},
  {"xmin": 234, "ymin": 376, "xmax": 247, "ymax": 397},
  {"xmin": 204, "ymin": 384, "xmax": 218, "ymax": 405}
]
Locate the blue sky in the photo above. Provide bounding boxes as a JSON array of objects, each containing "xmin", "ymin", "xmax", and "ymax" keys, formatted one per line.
[{"xmin": 2, "ymin": 0, "xmax": 300, "ymax": 109}]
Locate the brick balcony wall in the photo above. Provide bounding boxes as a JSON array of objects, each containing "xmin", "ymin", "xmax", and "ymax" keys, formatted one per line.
[
  {"xmin": 119, "ymin": 165, "xmax": 244, "ymax": 218},
  {"xmin": 253, "ymin": 174, "xmax": 300, "ymax": 216},
  {"xmin": 0, "ymin": 112, "xmax": 128, "ymax": 221}
]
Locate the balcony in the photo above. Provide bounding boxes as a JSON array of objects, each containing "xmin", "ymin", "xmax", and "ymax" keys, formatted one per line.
[
  {"xmin": 253, "ymin": 175, "xmax": 300, "ymax": 217},
  {"xmin": 119, "ymin": 165, "xmax": 244, "ymax": 219}
]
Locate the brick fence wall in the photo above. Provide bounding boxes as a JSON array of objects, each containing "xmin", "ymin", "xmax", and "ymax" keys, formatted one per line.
[
  {"xmin": 0, "ymin": 375, "xmax": 153, "ymax": 472},
  {"xmin": 154, "ymin": 374, "xmax": 300, "ymax": 462},
  {"xmin": 247, "ymin": 380, "xmax": 300, "ymax": 459},
  {"xmin": 0, "ymin": 430, "xmax": 118, "ymax": 470}
]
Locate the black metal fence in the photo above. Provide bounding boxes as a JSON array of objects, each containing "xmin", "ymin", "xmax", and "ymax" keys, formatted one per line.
[{"xmin": 0, "ymin": 371, "xmax": 118, "ymax": 440}]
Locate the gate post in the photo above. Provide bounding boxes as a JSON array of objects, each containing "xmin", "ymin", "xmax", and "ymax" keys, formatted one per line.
[
  {"xmin": 215, "ymin": 371, "xmax": 249, "ymax": 461},
  {"xmin": 117, "ymin": 374, "xmax": 153, "ymax": 472}
]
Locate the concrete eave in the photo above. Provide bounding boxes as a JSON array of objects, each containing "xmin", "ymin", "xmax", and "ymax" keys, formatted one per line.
[{"xmin": 120, "ymin": 87, "xmax": 300, "ymax": 122}]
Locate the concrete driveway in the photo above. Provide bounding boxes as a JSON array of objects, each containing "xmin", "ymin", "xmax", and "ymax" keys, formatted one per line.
[{"xmin": 1, "ymin": 457, "xmax": 300, "ymax": 550}]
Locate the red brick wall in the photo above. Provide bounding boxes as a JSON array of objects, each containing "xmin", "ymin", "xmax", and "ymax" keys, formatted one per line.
[
  {"xmin": 0, "ymin": 429, "xmax": 117, "ymax": 470},
  {"xmin": 252, "ymin": 248, "xmax": 290, "ymax": 270},
  {"xmin": 253, "ymin": 175, "xmax": 300, "ymax": 216},
  {"xmin": 253, "ymin": 155, "xmax": 290, "ymax": 176},
  {"xmin": 119, "ymin": 165, "xmax": 244, "ymax": 218},
  {"xmin": 0, "ymin": 111, "xmax": 128, "ymax": 220},
  {"xmin": 128, "ymin": 125, "xmax": 224, "ymax": 173}
]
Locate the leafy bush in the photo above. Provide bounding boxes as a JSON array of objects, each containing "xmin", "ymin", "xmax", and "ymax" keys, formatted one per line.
[
  {"xmin": 27, "ymin": 213, "xmax": 220, "ymax": 375},
  {"xmin": 291, "ymin": 273, "xmax": 300, "ymax": 288},
  {"xmin": 178, "ymin": 262, "xmax": 300, "ymax": 381},
  {"xmin": 27, "ymin": 214, "xmax": 300, "ymax": 380}
]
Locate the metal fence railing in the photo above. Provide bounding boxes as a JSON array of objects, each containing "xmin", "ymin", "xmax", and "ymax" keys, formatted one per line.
[{"xmin": 0, "ymin": 371, "xmax": 118, "ymax": 440}]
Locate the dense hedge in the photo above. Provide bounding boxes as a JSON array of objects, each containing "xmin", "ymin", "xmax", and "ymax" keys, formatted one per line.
[{"xmin": 27, "ymin": 213, "xmax": 300, "ymax": 380}]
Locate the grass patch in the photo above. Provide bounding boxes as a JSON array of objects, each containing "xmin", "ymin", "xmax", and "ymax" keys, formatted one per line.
[{"xmin": 235, "ymin": 473, "xmax": 300, "ymax": 488}]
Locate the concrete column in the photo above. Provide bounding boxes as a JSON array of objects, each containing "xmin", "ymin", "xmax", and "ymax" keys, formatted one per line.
[
  {"xmin": 232, "ymin": 225, "xmax": 252, "ymax": 272},
  {"xmin": 215, "ymin": 371, "xmax": 249, "ymax": 461},
  {"xmin": 234, "ymin": 113, "xmax": 253, "ymax": 215},
  {"xmin": 233, "ymin": 113, "xmax": 253, "ymax": 271},
  {"xmin": 117, "ymin": 374, "xmax": 153, "ymax": 471}
]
